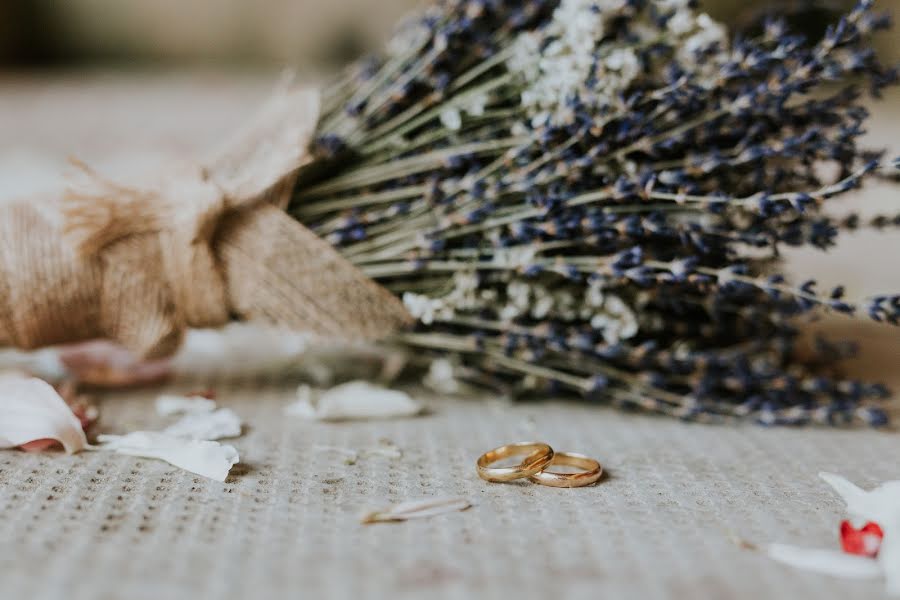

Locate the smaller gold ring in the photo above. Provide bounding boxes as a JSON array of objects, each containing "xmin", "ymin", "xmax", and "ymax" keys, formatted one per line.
[
  {"xmin": 528, "ymin": 452, "xmax": 603, "ymax": 488},
  {"xmin": 476, "ymin": 442, "xmax": 554, "ymax": 482}
]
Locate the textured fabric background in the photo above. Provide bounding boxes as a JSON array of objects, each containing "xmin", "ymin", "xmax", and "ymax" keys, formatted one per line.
[
  {"xmin": 2, "ymin": 381, "xmax": 900, "ymax": 600},
  {"xmin": 0, "ymin": 73, "xmax": 897, "ymax": 600}
]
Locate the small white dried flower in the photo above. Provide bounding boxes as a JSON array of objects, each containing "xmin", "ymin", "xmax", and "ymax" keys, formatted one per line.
[
  {"xmin": 466, "ymin": 92, "xmax": 489, "ymax": 117},
  {"xmin": 287, "ymin": 382, "xmax": 422, "ymax": 421},
  {"xmin": 589, "ymin": 293, "xmax": 640, "ymax": 343},
  {"xmin": 423, "ymin": 359, "xmax": 461, "ymax": 395},
  {"xmin": 586, "ymin": 279, "xmax": 605, "ymax": 308},
  {"xmin": 440, "ymin": 107, "xmax": 463, "ymax": 131},
  {"xmin": 493, "ymin": 246, "xmax": 538, "ymax": 268},
  {"xmin": 403, "ymin": 292, "xmax": 451, "ymax": 325},
  {"xmin": 533, "ymin": 293, "xmax": 555, "ymax": 320},
  {"xmin": 667, "ymin": 9, "xmax": 695, "ymax": 35},
  {"xmin": 678, "ymin": 12, "xmax": 727, "ymax": 69},
  {"xmin": 510, "ymin": 0, "xmax": 643, "ymax": 123},
  {"xmin": 386, "ymin": 21, "xmax": 430, "ymax": 57}
]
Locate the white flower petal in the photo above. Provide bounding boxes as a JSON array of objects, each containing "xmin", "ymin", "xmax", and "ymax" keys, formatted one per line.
[
  {"xmin": 819, "ymin": 472, "xmax": 900, "ymax": 594},
  {"xmin": 361, "ymin": 496, "xmax": 472, "ymax": 524},
  {"xmin": 155, "ymin": 394, "xmax": 217, "ymax": 416},
  {"xmin": 96, "ymin": 432, "xmax": 238, "ymax": 482},
  {"xmin": 163, "ymin": 408, "xmax": 242, "ymax": 441},
  {"xmin": 423, "ymin": 359, "xmax": 460, "ymax": 395},
  {"xmin": 286, "ymin": 382, "xmax": 422, "ymax": 421},
  {"xmin": 768, "ymin": 543, "xmax": 881, "ymax": 579},
  {"xmin": 0, "ymin": 374, "xmax": 86, "ymax": 454},
  {"xmin": 820, "ymin": 472, "xmax": 868, "ymax": 512}
]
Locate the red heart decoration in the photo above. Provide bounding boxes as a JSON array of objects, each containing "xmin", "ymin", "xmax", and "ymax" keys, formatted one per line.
[{"xmin": 840, "ymin": 520, "xmax": 884, "ymax": 558}]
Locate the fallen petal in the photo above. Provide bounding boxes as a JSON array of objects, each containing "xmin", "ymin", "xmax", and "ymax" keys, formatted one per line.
[
  {"xmin": 361, "ymin": 496, "xmax": 472, "ymax": 524},
  {"xmin": 287, "ymin": 382, "xmax": 422, "ymax": 421},
  {"xmin": 423, "ymin": 359, "xmax": 461, "ymax": 395},
  {"xmin": 163, "ymin": 408, "xmax": 242, "ymax": 441},
  {"xmin": 768, "ymin": 543, "xmax": 882, "ymax": 579},
  {"xmin": 0, "ymin": 374, "xmax": 87, "ymax": 454},
  {"xmin": 820, "ymin": 472, "xmax": 868, "ymax": 514},
  {"xmin": 95, "ymin": 432, "xmax": 239, "ymax": 482},
  {"xmin": 19, "ymin": 439, "xmax": 63, "ymax": 453},
  {"xmin": 156, "ymin": 394, "xmax": 217, "ymax": 416},
  {"xmin": 879, "ymin": 534, "xmax": 900, "ymax": 596}
]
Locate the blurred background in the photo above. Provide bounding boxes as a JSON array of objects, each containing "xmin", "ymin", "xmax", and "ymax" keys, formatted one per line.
[
  {"xmin": 0, "ymin": 0, "xmax": 897, "ymax": 382},
  {"xmin": 0, "ymin": 0, "xmax": 896, "ymax": 67}
]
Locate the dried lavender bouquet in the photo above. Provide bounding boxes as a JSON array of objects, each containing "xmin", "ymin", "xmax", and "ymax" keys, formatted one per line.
[{"xmin": 290, "ymin": 0, "xmax": 900, "ymax": 425}]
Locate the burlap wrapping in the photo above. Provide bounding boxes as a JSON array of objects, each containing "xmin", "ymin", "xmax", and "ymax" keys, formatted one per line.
[{"xmin": 0, "ymin": 87, "xmax": 411, "ymax": 358}]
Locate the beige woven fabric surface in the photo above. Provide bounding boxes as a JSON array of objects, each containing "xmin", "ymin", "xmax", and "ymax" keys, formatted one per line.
[
  {"xmin": 1, "ymin": 380, "xmax": 899, "ymax": 600},
  {"xmin": 0, "ymin": 72, "xmax": 898, "ymax": 600}
]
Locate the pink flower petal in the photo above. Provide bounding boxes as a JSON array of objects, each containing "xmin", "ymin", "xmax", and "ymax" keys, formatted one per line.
[{"xmin": 0, "ymin": 374, "xmax": 87, "ymax": 454}]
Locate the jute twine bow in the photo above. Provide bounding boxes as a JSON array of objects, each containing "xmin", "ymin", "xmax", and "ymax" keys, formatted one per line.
[{"xmin": 0, "ymin": 87, "xmax": 411, "ymax": 358}]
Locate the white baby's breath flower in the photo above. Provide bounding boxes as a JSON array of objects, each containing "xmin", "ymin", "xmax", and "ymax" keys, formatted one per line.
[
  {"xmin": 551, "ymin": 289, "xmax": 578, "ymax": 321},
  {"xmin": 656, "ymin": 0, "xmax": 690, "ymax": 11},
  {"xmin": 466, "ymin": 92, "xmax": 489, "ymax": 117},
  {"xmin": 587, "ymin": 279, "xmax": 605, "ymax": 308},
  {"xmin": 441, "ymin": 271, "xmax": 480, "ymax": 313},
  {"xmin": 493, "ymin": 246, "xmax": 537, "ymax": 268},
  {"xmin": 532, "ymin": 292, "xmax": 555, "ymax": 319},
  {"xmin": 509, "ymin": 33, "xmax": 542, "ymax": 81},
  {"xmin": 500, "ymin": 280, "xmax": 533, "ymax": 321},
  {"xmin": 509, "ymin": 0, "xmax": 642, "ymax": 123},
  {"xmin": 590, "ymin": 293, "xmax": 640, "ymax": 343},
  {"xmin": 606, "ymin": 48, "xmax": 640, "ymax": 80},
  {"xmin": 667, "ymin": 9, "xmax": 695, "ymax": 36},
  {"xmin": 440, "ymin": 107, "xmax": 463, "ymax": 131},
  {"xmin": 387, "ymin": 22, "xmax": 429, "ymax": 57},
  {"xmin": 716, "ymin": 267, "xmax": 737, "ymax": 286},
  {"xmin": 403, "ymin": 292, "xmax": 451, "ymax": 325},
  {"xmin": 678, "ymin": 12, "xmax": 727, "ymax": 67},
  {"xmin": 439, "ymin": 92, "xmax": 490, "ymax": 132},
  {"xmin": 452, "ymin": 270, "xmax": 479, "ymax": 294},
  {"xmin": 404, "ymin": 273, "xmax": 479, "ymax": 324}
]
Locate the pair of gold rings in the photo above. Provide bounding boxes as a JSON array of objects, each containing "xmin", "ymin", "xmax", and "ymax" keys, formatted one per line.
[{"xmin": 476, "ymin": 442, "xmax": 603, "ymax": 488}]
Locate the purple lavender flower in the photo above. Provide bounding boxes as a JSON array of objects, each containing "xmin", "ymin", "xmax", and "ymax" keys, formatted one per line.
[{"xmin": 293, "ymin": 0, "xmax": 899, "ymax": 426}]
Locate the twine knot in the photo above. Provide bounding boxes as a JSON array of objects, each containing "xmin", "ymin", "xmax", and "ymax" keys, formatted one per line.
[{"xmin": 0, "ymin": 88, "xmax": 411, "ymax": 358}]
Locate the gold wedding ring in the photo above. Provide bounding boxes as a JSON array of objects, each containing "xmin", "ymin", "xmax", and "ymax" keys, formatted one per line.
[
  {"xmin": 528, "ymin": 452, "xmax": 603, "ymax": 488},
  {"xmin": 476, "ymin": 442, "xmax": 554, "ymax": 482}
]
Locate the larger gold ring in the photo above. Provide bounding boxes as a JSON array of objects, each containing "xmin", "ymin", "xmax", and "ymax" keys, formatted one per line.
[
  {"xmin": 528, "ymin": 452, "xmax": 603, "ymax": 488},
  {"xmin": 476, "ymin": 442, "xmax": 554, "ymax": 482}
]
